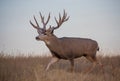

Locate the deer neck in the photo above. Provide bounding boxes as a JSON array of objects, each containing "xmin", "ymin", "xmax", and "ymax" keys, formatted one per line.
[{"xmin": 44, "ymin": 35, "xmax": 61, "ymax": 51}]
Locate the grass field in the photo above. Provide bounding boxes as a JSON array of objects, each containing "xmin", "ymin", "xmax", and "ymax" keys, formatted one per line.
[{"xmin": 0, "ymin": 52, "xmax": 120, "ymax": 81}]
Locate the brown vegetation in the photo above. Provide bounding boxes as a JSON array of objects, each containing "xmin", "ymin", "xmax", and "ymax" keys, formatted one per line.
[{"xmin": 0, "ymin": 52, "xmax": 120, "ymax": 81}]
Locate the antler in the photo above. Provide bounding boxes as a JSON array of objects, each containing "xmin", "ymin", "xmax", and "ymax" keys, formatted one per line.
[
  {"xmin": 39, "ymin": 12, "xmax": 50, "ymax": 30},
  {"xmin": 30, "ymin": 16, "xmax": 40, "ymax": 29},
  {"xmin": 30, "ymin": 10, "xmax": 69, "ymax": 32},
  {"xmin": 30, "ymin": 12, "xmax": 50, "ymax": 30},
  {"xmin": 52, "ymin": 10, "xmax": 69, "ymax": 30}
]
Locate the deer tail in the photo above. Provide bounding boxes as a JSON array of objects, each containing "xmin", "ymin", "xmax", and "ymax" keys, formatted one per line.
[{"xmin": 97, "ymin": 47, "xmax": 99, "ymax": 51}]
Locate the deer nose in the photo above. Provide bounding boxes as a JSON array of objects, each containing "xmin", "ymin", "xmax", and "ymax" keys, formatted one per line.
[{"xmin": 36, "ymin": 37, "xmax": 40, "ymax": 40}]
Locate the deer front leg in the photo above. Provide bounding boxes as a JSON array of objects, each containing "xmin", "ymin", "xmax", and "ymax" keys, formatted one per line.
[{"xmin": 45, "ymin": 57, "xmax": 59, "ymax": 71}]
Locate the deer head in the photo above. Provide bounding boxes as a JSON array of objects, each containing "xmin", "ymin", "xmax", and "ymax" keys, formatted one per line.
[{"xmin": 30, "ymin": 10, "xmax": 69, "ymax": 42}]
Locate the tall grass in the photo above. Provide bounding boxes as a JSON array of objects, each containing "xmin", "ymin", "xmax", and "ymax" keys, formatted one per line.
[{"xmin": 0, "ymin": 52, "xmax": 120, "ymax": 81}]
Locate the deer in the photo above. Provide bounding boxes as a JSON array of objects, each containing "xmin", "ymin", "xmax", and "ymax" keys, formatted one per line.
[{"xmin": 30, "ymin": 10, "xmax": 103, "ymax": 73}]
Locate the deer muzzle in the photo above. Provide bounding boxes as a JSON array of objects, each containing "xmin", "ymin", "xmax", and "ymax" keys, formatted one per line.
[{"xmin": 36, "ymin": 36, "xmax": 40, "ymax": 40}]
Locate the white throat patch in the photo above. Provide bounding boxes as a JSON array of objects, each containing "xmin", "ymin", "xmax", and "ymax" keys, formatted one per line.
[{"xmin": 45, "ymin": 40, "xmax": 51, "ymax": 45}]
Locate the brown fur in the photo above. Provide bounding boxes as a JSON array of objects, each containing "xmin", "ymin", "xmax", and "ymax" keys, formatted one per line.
[{"xmin": 45, "ymin": 36, "xmax": 99, "ymax": 60}]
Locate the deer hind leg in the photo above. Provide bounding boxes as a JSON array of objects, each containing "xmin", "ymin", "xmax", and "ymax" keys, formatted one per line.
[
  {"xmin": 85, "ymin": 55, "xmax": 106, "ymax": 80},
  {"xmin": 87, "ymin": 56, "xmax": 104, "ymax": 71},
  {"xmin": 96, "ymin": 59, "xmax": 106, "ymax": 81},
  {"xmin": 84, "ymin": 55, "xmax": 97, "ymax": 73},
  {"xmin": 45, "ymin": 57, "xmax": 59, "ymax": 71}
]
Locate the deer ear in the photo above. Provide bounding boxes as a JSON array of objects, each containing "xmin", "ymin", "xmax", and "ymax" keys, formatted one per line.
[{"xmin": 47, "ymin": 26, "xmax": 54, "ymax": 34}]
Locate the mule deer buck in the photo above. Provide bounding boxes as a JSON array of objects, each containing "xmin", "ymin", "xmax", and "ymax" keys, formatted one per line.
[{"xmin": 30, "ymin": 10, "xmax": 103, "ymax": 73}]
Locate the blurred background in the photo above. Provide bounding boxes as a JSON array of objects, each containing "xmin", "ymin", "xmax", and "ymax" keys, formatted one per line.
[{"xmin": 0, "ymin": 0, "xmax": 120, "ymax": 56}]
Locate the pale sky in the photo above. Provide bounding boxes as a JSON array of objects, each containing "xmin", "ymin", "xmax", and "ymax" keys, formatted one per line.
[{"xmin": 0, "ymin": 0, "xmax": 120, "ymax": 56}]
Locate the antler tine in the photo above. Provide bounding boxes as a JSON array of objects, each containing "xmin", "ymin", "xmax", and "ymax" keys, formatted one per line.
[
  {"xmin": 55, "ymin": 17, "xmax": 59, "ymax": 25},
  {"xmin": 39, "ymin": 12, "xmax": 51, "ymax": 30},
  {"xmin": 29, "ymin": 16, "xmax": 40, "ymax": 29},
  {"xmin": 53, "ymin": 10, "xmax": 69, "ymax": 30},
  {"xmin": 39, "ymin": 12, "xmax": 45, "ymax": 24},
  {"xmin": 62, "ymin": 10, "xmax": 69, "ymax": 22},
  {"xmin": 30, "ymin": 20, "xmax": 37, "ymax": 29},
  {"xmin": 45, "ymin": 13, "xmax": 50, "ymax": 25},
  {"xmin": 34, "ymin": 16, "xmax": 40, "ymax": 27},
  {"xmin": 59, "ymin": 13, "xmax": 62, "ymax": 25},
  {"xmin": 54, "ymin": 13, "xmax": 62, "ymax": 28}
]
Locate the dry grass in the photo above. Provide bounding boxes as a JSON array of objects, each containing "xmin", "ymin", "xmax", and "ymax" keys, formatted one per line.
[{"xmin": 0, "ymin": 52, "xmax": 120, "ymax": 81}]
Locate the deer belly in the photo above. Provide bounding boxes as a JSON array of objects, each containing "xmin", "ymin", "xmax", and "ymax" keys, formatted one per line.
[
  {"xmin": 51, "ymin": 50, "xmax": 67, "ymax": 59},
  {"xmin": 64, "ymin": 46, "xmax": 85, "ymax": 58}
]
